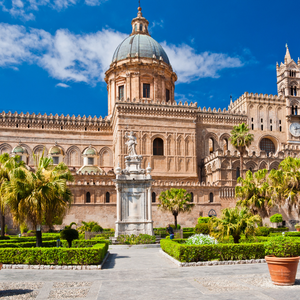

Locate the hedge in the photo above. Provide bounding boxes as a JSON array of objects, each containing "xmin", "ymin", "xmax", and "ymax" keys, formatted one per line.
[
  {"xmin": 269, "ymin": 227, "xmax": 289, "ymax": 232},
  {"xmin": 183, "ymin": 232, "xmax": 194, "ymax": 239},
  {"xmin": 270, "ymin": 232, "xmax": 300, "ymax": 237},
  {"xmin": 160, "ymin": 239, "xmax": 265, "ymax": 262},
  {"xmin": 182, "ymin": 228, "xmax": 194, "ymax": 232},
  {"xmin": 0, "ymin": 241, "xmax": 57, "ymax": 248},
  {"xmin": 0, "ymin": 237, "xmax": 58, "ymax": 243},
  {"xmin": 61, "ymin": 239, "xmax": 109, "ymax": 248},
  {"xmin": 0, "ymin": 247, "xmax": 107, "ymax": 265}
]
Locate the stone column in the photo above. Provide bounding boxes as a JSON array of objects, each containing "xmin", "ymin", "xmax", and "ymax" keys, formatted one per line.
[
  {"xmin": 116, "ymin": 186, "xmax": 121, "ymax": 221},
  {"xmin": 148, "ymin": 187, "xmax": 152, "ymax": 221}
]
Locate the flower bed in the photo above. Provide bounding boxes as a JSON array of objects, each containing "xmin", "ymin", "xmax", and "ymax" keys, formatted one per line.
[{"xmin": 160, "ymin": 239, "xmax": 266, "ymax": 262}]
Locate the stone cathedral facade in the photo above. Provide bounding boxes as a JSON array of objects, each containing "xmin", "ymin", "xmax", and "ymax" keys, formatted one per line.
[{"xmin": 1, "ymin": 8, "xmax": 300, "ymax": 229}]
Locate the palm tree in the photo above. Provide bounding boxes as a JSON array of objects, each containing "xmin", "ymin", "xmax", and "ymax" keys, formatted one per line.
[
  {"xmin": 210, "ymin": 207, "xmax": 261, "ymax": 243},
  {"xmin": 158, "ymin": 188, "xmax": 194, "ymax": 228},
  {"xmin": 268, "ymin": 157, "xmax": 300, "ymax": 215},
  {"xmin": 230, "ymin": 123, "xmax": 254, "ymax": 179},
  {"xmin": 235, "ymin": 169, "xmax": 272, "ymax": 217},
  {"xmin": 3, "ymin": 154, "xmax": 73, "ymax": 246},
  {"xmin": 0, "ymin": 153, "xmax": 26, "ymax": 237}
]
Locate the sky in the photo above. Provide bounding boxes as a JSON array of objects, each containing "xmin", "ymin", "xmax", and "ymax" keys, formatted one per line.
[{"xmin": 0, "ymin": 0, "xmax": 299, "ymax": 117}]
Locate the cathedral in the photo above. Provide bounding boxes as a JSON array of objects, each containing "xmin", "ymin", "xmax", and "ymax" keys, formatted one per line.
[{"xmin": 1, "ymin": 7, "xmax": 299, "ymax": 229}]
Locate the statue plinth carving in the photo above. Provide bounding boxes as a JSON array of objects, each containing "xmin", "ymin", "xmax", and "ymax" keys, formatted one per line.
[{"xmin": 113, "ymin": 131, "xmax": 153, "ymax": 237}]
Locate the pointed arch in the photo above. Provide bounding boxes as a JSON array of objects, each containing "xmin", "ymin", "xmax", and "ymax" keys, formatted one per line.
[
  {"xmin": 259, "ymin": 161, "xmax": 267, "ymax": 170},
  {"xmin": 100, "ymin": 147, "xmax": 113, "ymax": 167},
  {"xmin": 270, "ymin": 161, "xmax": 280, "ymax": 170},
  {"xmin": 66, "ymin": 145, "xmax": 81, "ymax": 166},
  {"xmin": 0, "ymin": 143, "xmax": 12, "ymax": 155}
]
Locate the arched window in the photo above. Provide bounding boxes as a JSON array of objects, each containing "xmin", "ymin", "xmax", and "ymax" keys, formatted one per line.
[
  {"xmin": 153, "ymin": 138, "xmax": 163, "ymax": 155},
  {"xmin": 209, "ymin": 138, "xmax": 214, "ymax": 154},
  {"xmin": 260, "ymin": 138, "xmax": 275, "ymax": 156},
  {"xmin": 139, "ymin": 24, "xmax": 143, "ymax": 31},
  {"xmin": 223, "ymin": 138, "xmax": 228, "ymax": 152},
  {"xmin": 86, "ymin": 192, "xmax": 91, "ymax": 203},
  {"xmin": 190, "ymin": 192, "xmax": 194, "ymax": 203},
  {"xmin": 152, "ymin": 192, "xmax": 156, "ymax": 203},
  {"xmin": 209, "ymin": 192, "xmax": 213, "ymax": 203},
  {"xmin": 105, "ymin": 192, "xmax": 110, "ymax": 203},
  {"xmin": 236, "ymin": 167, "xmax": 240, "ymax": 179}
]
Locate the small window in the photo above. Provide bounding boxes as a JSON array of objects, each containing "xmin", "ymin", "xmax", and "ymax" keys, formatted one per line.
[
  {"xmin": 223, "ymin": 138, "xmax": 228, "ymax": 152},
  {"xmin": 86, "ymin": 192, "xmax": 91, "ymax": 203},
  {"xmin": 143, "ymin": 83, "xmax": 150, "ymax": 98},
  {"xmin": 270, "ymin": 125, "xmax": 272, "ymax": 131},
  {"xmin": 153, "ymin": 138, "xmax": 163, "ymax": 155},
  {"xmin": 270, "ymin": 119, "xmax": 272, "ymax": 124},
  {"xmin": 106, "ymin": 192, "xmax": 110, "ymax": 203},
  {"xmin": 261, "ymin": 118, "xmax": 263, "ymax": 123},
  {"xmin": 190, "ymin": 192, "xmax": 194, "ymax": 203},
  {"xmin": 209, "ymin": 192, "xmax": 213, "ymax": 203},
  {"xmin": 236, "ymin": 167, "xmax": 240, "ymax": 179},
  {"xmin": 209, "ymin": 138, "xmax": 214, "ymax": 154},
  {"xmin": 280, "ymin": 126, "xmax": 282, "ymax": 132},
  {"xmin": 152, "ymin": 192, "xmax": 156, "ymax": 203},
  {"xmin": 135, "ymin": 24, "xmax": 137, "ymax": 31},
  {"xmin": 16, "ymin": 124, "xmax": 18, "ymax": 128},
  {"xmin": 279, "ymin": 120, "xmax": 281, "ymax": 124},
  {"xmin": 88, "ymin": 157, "xmax": 94, "ymax": 165},
  {"xmin": 261, "ymin": 125, "xmax": 263, "ymax": 130},
  {"xmin": 119, "ymin": 85, "xmax": 124, "ymax": 100},
  {"xmin": 251, "ymin": 124, "xmax": 254, "ymax": 130},
  {"xmin": 166, "ymin": 89, "xmax": 170, "ymax": 102},
  {"xmin": 53, "ymin": 156, "xmax": 59, "ymax": 164},
  {"xmin": 251, "ymin": 118, "xmax": 253, "ymax": 122},
  {"xmin": 139, "ymin": 24, "xmax": 143, "ymax": 31}
]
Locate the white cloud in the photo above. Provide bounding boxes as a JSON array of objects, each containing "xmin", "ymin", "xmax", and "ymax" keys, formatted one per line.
[
  {"xmin": 0, "ymin": 23, "xmax": 126, "ymax": 83},
  {"xmin": 56, "ymin": 82, "xmax": 70, "ymax": 87},
  {"xmin": 162, "ymin": 43, "xmax": 244, "ymax": 83},
  {"xmin": 0, "ymin": 23, "xmax": 247, "ymax": 85},
  {"xmin": 0, "ymin": 0, "xmax": 107, "ymax": 20}
]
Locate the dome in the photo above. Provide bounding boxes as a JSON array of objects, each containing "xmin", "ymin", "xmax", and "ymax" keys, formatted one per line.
[
  {"xmin": 83, "ymin": 147, "xmax": 97, "ymax": 156},
  {"xmin": 49, "ymin": 145, "xmax": 63, "ymax": 155},
  {"xmin": 13, "ymin": 145, "xmax": 26, "ymax": 154},
  {"xmin": 112, "ymin": 34, "xmax": 170, "ymax": 65}
]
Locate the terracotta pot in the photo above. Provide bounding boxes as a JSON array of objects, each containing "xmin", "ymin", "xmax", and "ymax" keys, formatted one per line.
[
  {"xmin": 0, "ymin": 263, "xmax": 2, "ymax": 270},
  {"xmin": 265, "ymin": 255, "xmax": 300, "ymax": 286},
  {"xmin": 296, "ymin": 228, "xmax": 300, "ymax": 232}
]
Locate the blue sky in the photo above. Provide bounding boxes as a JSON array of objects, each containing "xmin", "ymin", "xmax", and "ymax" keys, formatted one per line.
[{"xmin": 0, "ymin": 0, "xmax": 298, "ymax": 117}]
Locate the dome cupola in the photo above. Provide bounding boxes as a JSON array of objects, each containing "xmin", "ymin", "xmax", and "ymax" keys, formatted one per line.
[
  {"xmin": 12, "ymin": 143, "xmax": 28, "ymax": 163},
  {"xmin": 48, "ymin": 143, "xmax": 64, "ymax": 165}
]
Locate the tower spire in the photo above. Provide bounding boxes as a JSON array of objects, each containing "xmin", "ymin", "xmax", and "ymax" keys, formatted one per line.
[
  {"xmin": 285, "ymin": 43, "xmax": 292, "ymax": 64},
  {"xmin": 130, "ymin": 5, "xmax": 150, "ymax": 36}
]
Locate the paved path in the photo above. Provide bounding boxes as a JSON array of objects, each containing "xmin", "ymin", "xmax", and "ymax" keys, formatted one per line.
[{"xmin": 1, "ymin": 246, "xmax": 300, "ymax": 299}]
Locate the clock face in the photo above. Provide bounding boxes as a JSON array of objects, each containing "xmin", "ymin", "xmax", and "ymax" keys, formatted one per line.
[{"xmin": 290, "ymin": 123, "xmax": 300, "ymax": 137}]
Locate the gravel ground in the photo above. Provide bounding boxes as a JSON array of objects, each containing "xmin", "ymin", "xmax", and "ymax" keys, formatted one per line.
[
  {"xmin": 48, "ymin": 288, "xmax": 90, "ymax": 299},
  {"xmin": 52, "ymin": 282, "xmax": 93, "ymax": 289}
]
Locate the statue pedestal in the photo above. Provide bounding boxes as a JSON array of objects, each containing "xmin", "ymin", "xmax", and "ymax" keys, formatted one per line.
[{"xmin": 114, "ymin": 155, "xmax": 153, "ymax": 237}]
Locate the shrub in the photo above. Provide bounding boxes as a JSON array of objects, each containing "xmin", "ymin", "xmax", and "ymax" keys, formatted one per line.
[
  {"xmin": 117, "ymin": 234, "xmax": 156, "ymax": 245},
  {"xmin": 197, "ymin": 217, "xmax": 210, "ymax": 224},
  {"xmin": 270, "ymin": 214, "xmax": 283, "ymax": 223},
  {"xmin": 0, "ymin": 247, "xmax": 106, "ymax": 265},
  {"xmin": 160, "ymin": 239, "xmax": 265, "ymax": 262},
  {"xmin": 269, "ymin": 227, "xmax": 289, "ymax": 233},
  {"xmin": 239, "ymin": 236, "xmax": 270, "ymax": 243},
  {"xmin": 61, "ymin": 239, "xmax": 109, "ymax": 249},
  {"xmin": 0, "ymin": 236, "xmax": 10, "ymax": 240},
  {"xmin": 182, "ymin": 228, "xmax": 194, "ymax": 232},
  {"xmin": 91, "ymin": 225, "xmax": 103, "ymax": 233},
  {"xmin": 265, "ymin": 236, "xmax": 300, "ymax": 257},
  {"xmin": 255, "ymin": 227, "xmax": 270, "ymax": 236},
  {"xmin": 94, "ymin": 232, "xmax": 114, "ymax": 239},
  {"xmin": 0, "ymin": 241, "xmax": 57, "ymax": 248},
  {"xmin": 194, "ymin": 223, "xmax": 209, "ymax": 234},
  {"xmin": 185, "ymin": 234, "xmax": 217, "ymax": 245},
  {"xmin": 183, "ymin": 232, "xmax": 194, "ymax": 239},
  {"xmin": 60, "ymin": 229, "xmax": 79, "ymax": 247},
  {"xmin": 295, "ymin": 224, "xmax": 300, "ymax": 229},
  {"xmin": 20, "ymin": 223, "xmax": 28, "ymax": 234},
  {"xmin": 170, "ymin": 224, "xmax": 181, "ymax": 230}
]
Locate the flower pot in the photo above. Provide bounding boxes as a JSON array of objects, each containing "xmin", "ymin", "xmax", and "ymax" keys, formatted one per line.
[
  {"xmin": 265, "ymin": 255, "xmax": 300, "ymax": 286},
  {"xmin": 296, "ymin": 228, "xmax": 300, "ymax": 232},
  {"xmin": 0, "ymin": 263, "xmax": 2, "ymax": 270}
]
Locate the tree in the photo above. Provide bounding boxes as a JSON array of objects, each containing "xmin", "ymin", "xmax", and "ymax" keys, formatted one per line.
[
  {"xmin": 158, "ymin": 188, "xmax": 194, "ymax": 228},
  {"xmin": 3, "ymin": 155, "xmax": 73, "ymax": 246},
  {"xmin": 210, "ymin": 207, "xmax": 261, "ymax": 243},
  {"xmin": 235, "ymin": 169, "xmax": 272, "ymax": 217},
  {"xmin": 268, "ymin": 157, "xmax": 300, "ymax": 215},
  {"xmin": 230, "ymin": 123, "xmax": 254, "ymax": 179},
  {"xmin": 0, "ymin": 153, "xmax": 25, "ymax": 237}
]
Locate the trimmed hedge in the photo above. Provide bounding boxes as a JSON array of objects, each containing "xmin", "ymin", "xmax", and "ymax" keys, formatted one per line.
[
  {"xmin": 0, "ymin": 247, "xmax": 106, "ymax": 265},
  {"xmin": 0, "ymin": 237, "xmax": 58, "ymax": 243},
  {"xmin": 61, "ymin": 239, "xmax": 109, "ymax": 249},
  {"xmin": 194, "ymin": 223, "xmax": 209, "ymax": 234},
  {"xmin": 255, "ymin": 227, "xmax": 271, "ymax": 236},
  {"xmin": 183, "ymin": 232, "xmax": 194, "ymax": 239},
  {"xmin": 0, "ymin": 241, "xmax": 57, "ymax": 248},
  {"xmin": 160, "ymin": 239, "xmax": 265, "ymax": 262},
  {"xmin": 270, "ymin": 232, "xmax": 300, "ymax": 237},
  {"xmin": 182, "ymin": 228, "xmax": 194, "ymax": 232},
  {"xmin": 269, "ymin": 227, "xmax": 289, "ymax": 233}
]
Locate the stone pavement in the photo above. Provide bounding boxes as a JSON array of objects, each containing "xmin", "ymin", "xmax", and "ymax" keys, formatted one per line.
[{"xmin": 1, "ymin": 246, "xmax": 300, "ymax": 299}]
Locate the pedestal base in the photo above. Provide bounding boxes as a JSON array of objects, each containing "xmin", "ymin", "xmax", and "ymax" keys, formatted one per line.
[{"xmin": 115, "ymin": 220, "xmax": 153, "ymax": 237}]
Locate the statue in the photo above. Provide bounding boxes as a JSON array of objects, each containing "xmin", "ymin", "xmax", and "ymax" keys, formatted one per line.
[{"xmin": 125, "ymin": 131, "xmax": 137, "ymax": 156}]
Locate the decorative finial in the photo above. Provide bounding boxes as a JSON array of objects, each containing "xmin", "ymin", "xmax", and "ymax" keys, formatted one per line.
[{"xmin": 286, "ymin": 43, "xmax": 288, "ymax": 48}]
